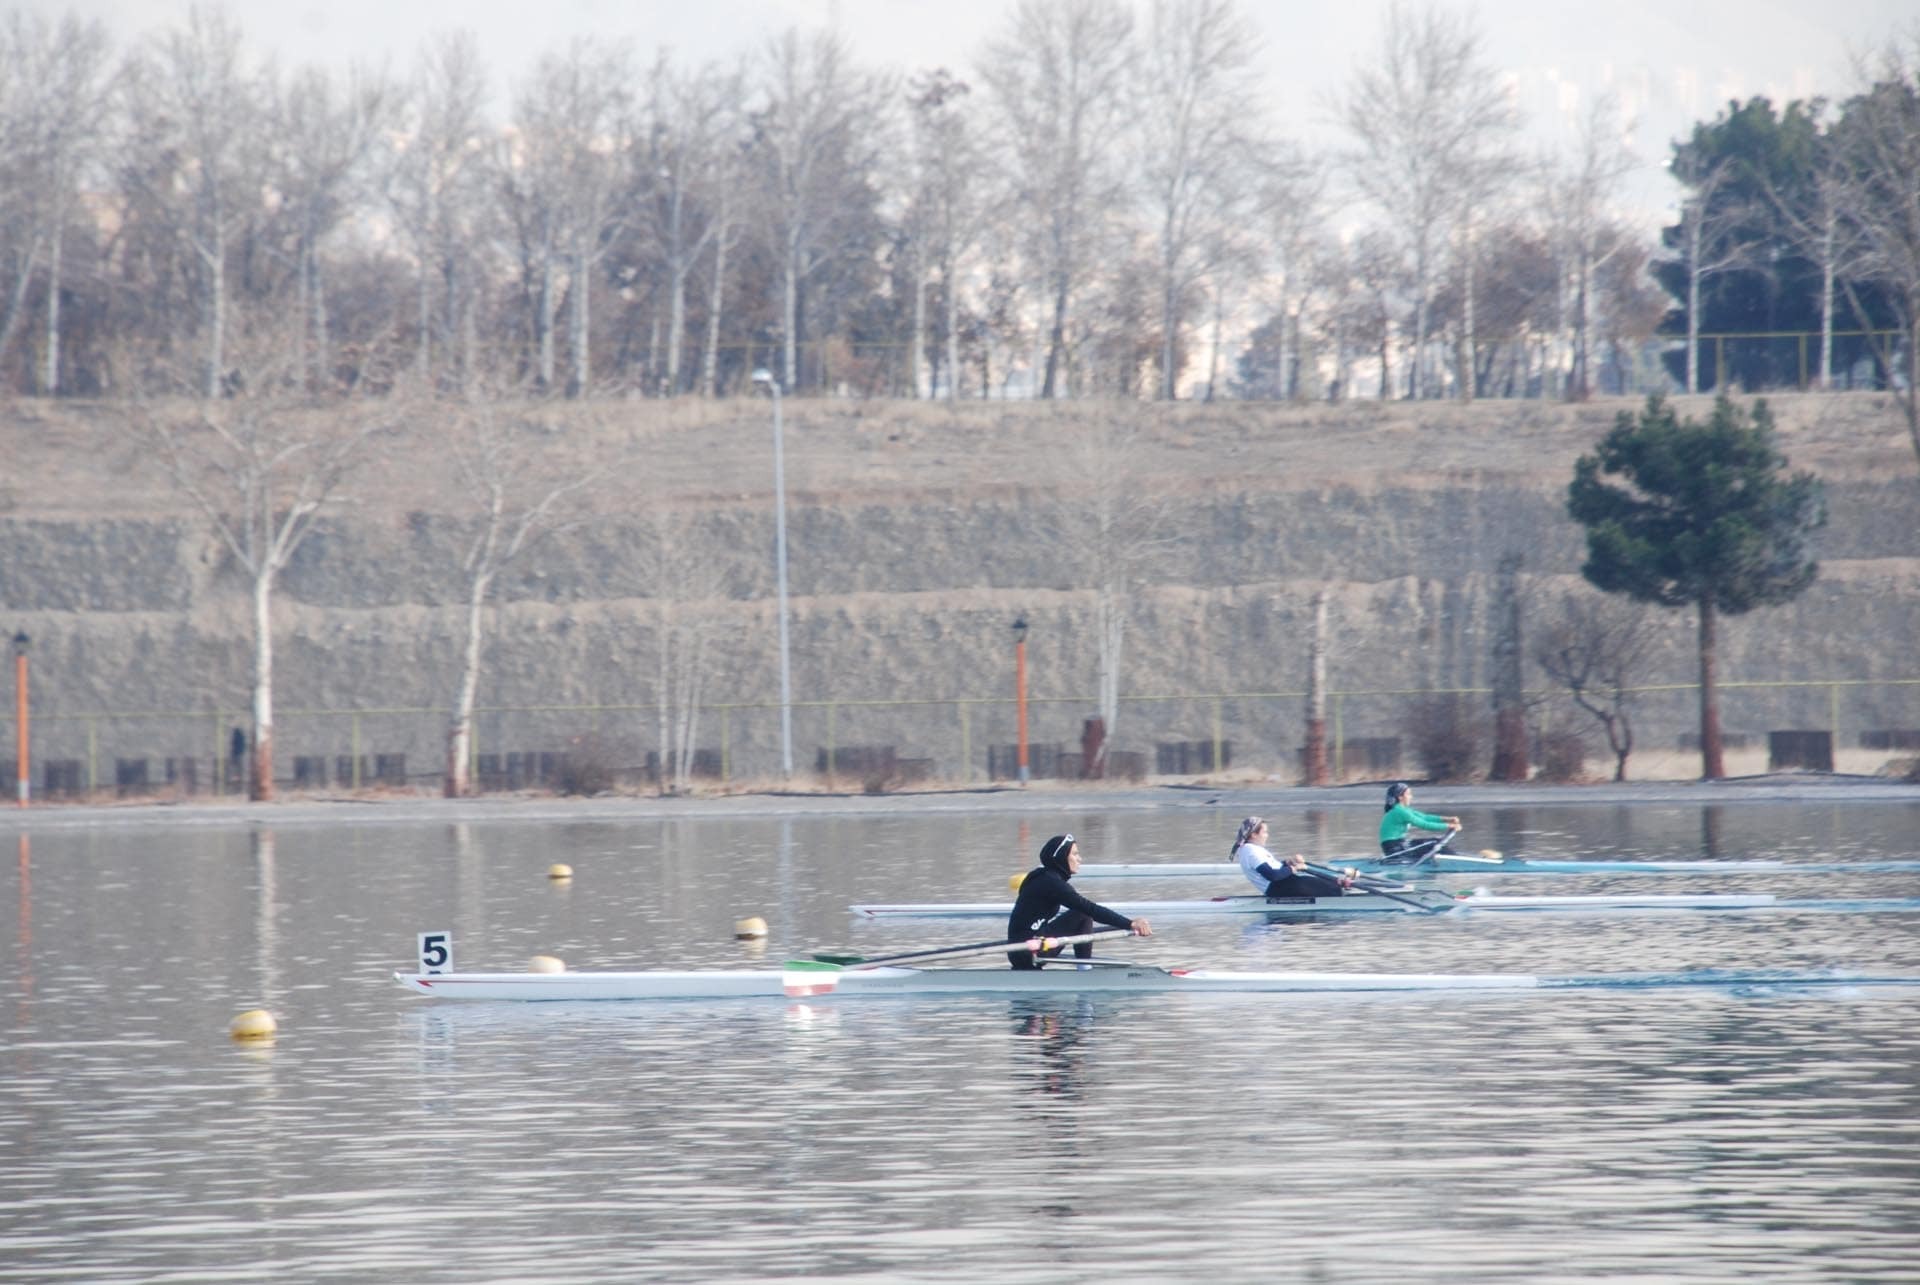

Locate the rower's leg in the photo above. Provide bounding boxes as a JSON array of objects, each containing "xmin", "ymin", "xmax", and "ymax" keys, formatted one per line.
[
  {"xmin": 1387, "ymin": 835, "xmax": 1449, "ymax": 864},
  {"xmin": 1265, "ymin": 871, "xmax": 1346, "ymax": 899},
  {"xmin": 1036, "ymin": 910, "xmax": 1098, "ymax": 965},
  {"xmin": 1379, "ymin": 839, "xmax": 1416, "ymax": 865}
]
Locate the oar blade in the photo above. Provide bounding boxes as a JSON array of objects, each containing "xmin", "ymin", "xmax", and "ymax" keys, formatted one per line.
[{"xmin": 781, "ymin": 960, "xmax": 844, "ymax": 998}]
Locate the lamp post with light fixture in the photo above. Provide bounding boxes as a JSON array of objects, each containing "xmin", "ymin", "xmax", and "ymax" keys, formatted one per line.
[{"xmin": 751, "ymin": 369, "xmax": 794, "ymax": 777}]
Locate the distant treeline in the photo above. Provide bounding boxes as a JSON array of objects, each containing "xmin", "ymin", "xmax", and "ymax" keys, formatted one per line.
[{"xmin": 0, "ymin": 3, "xmax": 1916, "ymax": 405}]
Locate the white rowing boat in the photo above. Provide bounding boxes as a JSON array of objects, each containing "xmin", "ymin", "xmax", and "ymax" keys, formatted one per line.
[
  {"xmin": 850, "ymin": 892, "xmax": 1920, "ymax": 920},
  {"xmin": 1076, "ymin": 856, "xmax": 1920, "ymax": 878},
  {"xmin": 394, "ymin": 964, "xmax": 1920, "ymax": 1003}
]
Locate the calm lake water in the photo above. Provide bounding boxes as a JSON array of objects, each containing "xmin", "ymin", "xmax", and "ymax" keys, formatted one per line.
[{"xmin": 4, "ymin": 800, "xmax": 1920, "ymax": 1283}]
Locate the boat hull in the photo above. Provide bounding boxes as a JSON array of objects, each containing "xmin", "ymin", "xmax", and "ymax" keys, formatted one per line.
[
  {"xmin": 395, "ymin": 965, "xmax": 1920, "ymax": 1003},
  {"xmin": 850, "ymin": 893, "xmax": 1920, "ymax": 919},
  {"xmin": 1077, "ymin": 856, "xmax": 1920, "ymax": 878}
]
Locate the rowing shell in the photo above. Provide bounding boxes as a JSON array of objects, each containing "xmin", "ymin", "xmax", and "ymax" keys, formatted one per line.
[
  {"xmin": 395, "ymin": 965, "xmax": 1920, "ymax": 1003},
  {"xmin": 1076, "ymin": 856, "xmax": 1920, "ymax": 878},
  {"xmin": 850, "ymin": 893, "xmax": 1920, "ymax": 920}
]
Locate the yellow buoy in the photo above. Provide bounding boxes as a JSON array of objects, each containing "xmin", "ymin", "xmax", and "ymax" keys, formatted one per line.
[
  {"xmin": 734, "ymin": 915, "xmax": 768, "ymax": 940},
  {"xmin": 1009, "ymin": 871, "xmax": 1027, "ymax": 892},
  {"xmin": 547, "ymin": 863, "xmax": 574, "ymax": 881},
  {"xmin": 528, "ymin": 954, "xmax": 566, "ymax": 973},
  {"xmin": 228, "ymin": 1009, "xmax": 277, "ymax": 1041}
]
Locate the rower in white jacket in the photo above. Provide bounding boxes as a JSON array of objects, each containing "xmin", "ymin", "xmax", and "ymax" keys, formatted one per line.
[{"xmin": 1232, "ymin": 817, "xmax": 1354, "ymax": 898}]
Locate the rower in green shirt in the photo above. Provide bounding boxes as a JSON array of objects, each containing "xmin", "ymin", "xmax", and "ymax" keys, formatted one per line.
[{"xmin": 1378, "ymin": 781, "xmax": 1461, "ymax": 865}]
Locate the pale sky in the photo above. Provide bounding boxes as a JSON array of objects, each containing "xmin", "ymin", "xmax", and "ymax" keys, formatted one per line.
[{"xmin": 45, "ymin": 0, "xmax": 1919, "ymax": 227}]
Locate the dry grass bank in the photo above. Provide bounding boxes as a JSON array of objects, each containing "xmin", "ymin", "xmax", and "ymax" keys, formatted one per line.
[{"xmin": 5, "ymin": 390, "xmax": 1912, "ymax": 521}]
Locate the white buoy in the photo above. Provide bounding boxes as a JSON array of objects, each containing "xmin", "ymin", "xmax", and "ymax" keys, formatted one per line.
[
  {"xmin": 228, "ymin": 1009, "xmax": 277, "ymax": 1041},
  {"xmin": 528, "ymin": 955, "xmax": 566, "ymax": 973},
  {"xmin": 734, "ymin": 916, "xmax": 768, "ymax": 940},
  {"xmin": 547, "ymin": 863, "xmax": 574, "ymax": 881}
]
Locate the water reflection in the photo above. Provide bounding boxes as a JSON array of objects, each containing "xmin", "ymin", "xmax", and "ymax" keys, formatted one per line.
[
  {"xmin": 1007, "ymin": 996, "xmax": 1099, "ymax": 1101},
  {"xmin": 1703, "ymin": 803, "xmax": 1726, "ymax": 858},
  {"xmin": 251, "ymin": 828, "xmax": 280, "ymax": 1011},
  {"xmin": 13, "ymin": 833, "xmax": 29, "ymax": 1019}
]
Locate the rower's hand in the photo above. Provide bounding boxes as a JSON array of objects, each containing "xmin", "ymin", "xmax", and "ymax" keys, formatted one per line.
[
  {"xmin": 1285, "ymin": 853, "xmax": 1308, "ymax": 871},
  {"xmin": 1446, "ymin": 819, "xmax": 1462, "ymax": 829},
  {"xmin": 1128, "ymin": 917, "xmax": 1152, "ymax": 937}
]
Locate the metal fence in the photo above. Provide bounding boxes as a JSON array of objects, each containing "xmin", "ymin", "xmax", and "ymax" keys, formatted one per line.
[{"xmin": 5, "ymin": 677, "xmax": 1919, "ymax": 799}]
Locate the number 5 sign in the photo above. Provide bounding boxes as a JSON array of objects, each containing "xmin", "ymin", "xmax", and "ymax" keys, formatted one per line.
[{"xmin": 418, "ymin": 931, "xmax": 453, "ymax": 974}]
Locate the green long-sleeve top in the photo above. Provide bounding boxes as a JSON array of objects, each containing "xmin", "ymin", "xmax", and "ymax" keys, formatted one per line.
[{"xmin": 1380, "ymin": 802, "xmax": 1450, "ymax": 842}]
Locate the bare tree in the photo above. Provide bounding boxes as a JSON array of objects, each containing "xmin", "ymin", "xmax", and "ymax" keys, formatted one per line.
[
  {"xmin": 905, "ymin": 68, "xmax": 990, "ymax": 401},
  {"xmin": 268, "ymin": 63, "xmax": 391, "ymax": 392},
  {"xmin": 119, "ymin": 8, "xmax": 266, "ymax": 398},
  {"xmin": 1046, "ymin": 411, "xmax": 1178, "ymax": 772},
  {"xmin": 436, "ymin": 396, "xmax": 610, "ymax": 796},
  {"xmin": 1669, "ymin": 156, "xmax": 1756, "ymax": 393},
  {"xmin": 1827, "ymin": 32, "xmax": 1920, "ymax": 468},
  {"xmin": 1199, "ymin": 211, "xmax": 1269, "ymax": 400},
  {"xmin": 641, "ymin": 507, "xmax": 736, "ymax": 793},
  {"xmin": 1308, "ymin": 235, "xmax": 1387, "ymax": 401},
  {"xmin": 1336, "ymin": 0, "xmax": 1517, "ymax": 399},
  {"xmin": 0, "ymin": 12, "xmax": 110, "ymax": 395},
  {"xmin": 1450, "ymin": 136, "xmax": 1528, "ymax": 403},
  {"xmin": 1591, "ymin": 233, "xmax": 1668, "ymax": 393},
  {"xmin": 749, "ymin": 29, "xmax": 890, "ymax": 391},
  {"xmin": 698, "ymin": 140, "xmax": 747, "ymax": 398},
  {"xmin": 1541, "ymin": 93, "xmax": 1637, "ymax": 400},
  {"xmin": 979, "ymin": 0, "xmax": 1134, "ymax": 398},
  {"xmin": 637, "ymin": 56, "xmax": 740, "ymax": 396},
  {"xmin": 1302, "ymin": 586, "xmax": 1331, "ymax": 784},
  {"xmin": 388, "ymin": 32, "xmax": 494, "ymax": 390},
  {"xmin": 506, "ymin": 41, "xmax": 634, "ymax": 398},
  {"xmin": 1533, "ymin": 590, "xmax": 1662, "ymax": 782},
  {"xmin": 1251, "ymin": 143, "xmax": 1328, "ymax": 400},
  {"xmin": 128, "ymin": 325, "xmax": 399, "ymax": 799},
  {"xmin": 1348, "ymin": 227, "xmax": 1408, "ymax": 397},
  {"xmin": 1134, "ymin": 0, "xmax": 1265, "ymax": 399}
]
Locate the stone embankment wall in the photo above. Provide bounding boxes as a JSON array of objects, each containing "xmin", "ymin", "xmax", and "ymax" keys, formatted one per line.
[{"xmin": 1, "ymin": 395, "xmax": 1916, "ymax": 786}]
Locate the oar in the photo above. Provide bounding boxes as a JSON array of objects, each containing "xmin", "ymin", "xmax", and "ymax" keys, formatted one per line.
[
  {"xmin": 1383, "ymin": 830, "xmax": 1456, "ymax": 867},
  {"xmin": 1302, "ymin": 861, "xmax": 1453, "ymax": 914},
  {"xmin": 807, "ymin": 928, "xmax": 1134, "ymax": 971}
]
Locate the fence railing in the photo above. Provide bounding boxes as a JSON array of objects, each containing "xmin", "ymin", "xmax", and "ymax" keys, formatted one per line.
[
  {"xmin": 5, "ymin": 677, "xmax": 1918, "ymax": 798},
  {"xmin": 1670, "ymin": 327, "xmax": 1907, "ymax": 394}
]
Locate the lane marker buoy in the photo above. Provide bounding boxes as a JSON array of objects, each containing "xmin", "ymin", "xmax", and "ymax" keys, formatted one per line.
[{"xmin": 228, "ymin": 1009, "xmax": 277, "ymax": 1041}]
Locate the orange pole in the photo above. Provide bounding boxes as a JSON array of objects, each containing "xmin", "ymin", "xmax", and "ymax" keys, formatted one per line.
[
  {"xmin": 1015, "ymin": 638, "xmax": 1029, "ymax": 785},
  {"xmin": 13, "ymin": 645, "xmax": 25, "ymax": 807}
]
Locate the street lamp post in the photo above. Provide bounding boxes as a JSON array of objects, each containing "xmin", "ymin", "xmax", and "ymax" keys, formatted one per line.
[
  {"xmin": 1012, "ymin": 616, "xmax": 1029, "ymax": 785},
  {"xmin": 751, "ymin": 369, "xmax": 794, "ymax": 778},
  {"xmin": 12, "ymin": 632, "xmax": 28, "ymax": 807}
]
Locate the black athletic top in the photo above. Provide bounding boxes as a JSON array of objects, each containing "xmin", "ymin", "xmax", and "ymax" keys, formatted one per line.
[{"xmin": 1006, "ymin": 866, "xmax": 1135, "ymax": 941}]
